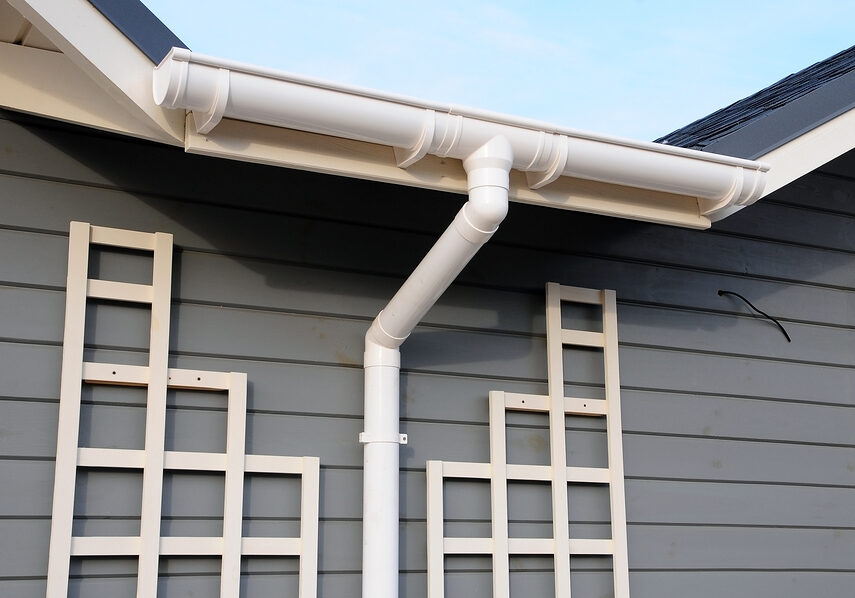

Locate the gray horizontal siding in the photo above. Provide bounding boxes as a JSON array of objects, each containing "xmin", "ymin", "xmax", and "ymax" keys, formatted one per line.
[
  {"xmin": 3, "ymin": 396, "xmax": 853, "ymax": 487},
  {"xmin": 5, "ymin": 341, "xmax": 855, "ymax": 448},
  {"xmin": 1, "ymin": 110, "xmax": 854, "ymax": 597},
  {"xmin": 3, "ymin": 460, "xmax": 855, "ymax": 530},
  {"xmin": 6, "ymin": 572, "xmax": 855, "ymax": 598},
  {"xmin": 6, "ymin": 224, "xmax": 855, "ymax": 334},
  {"xmin": 3, "ymin": 166, "xmax": 855, "ymax": 296},
  {"xmin": 3, "ymin": 518, "xmax": 855, "ymax": 578},
  {"xmin": 7, "ymin": 291, "xmax": 855, "ymax": 413}
]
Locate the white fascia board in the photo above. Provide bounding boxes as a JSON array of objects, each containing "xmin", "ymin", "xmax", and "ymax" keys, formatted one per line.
[
  {"xmin": 155, "ymin": 48, "xmax": 769, "ymax": 227},
  {"xmin": 187, "ymin": 116, "xmax": 710, "ymax": 229},
  {"xmin": 707, "ymin": 106, "xmax": 855, "ymax": 222},
  {"xmin": 0, "ymin": 43, "xmax": 177, "ymax": 143},
  {"xmin": 758, "ymin": 106, "xmax": 855, "ymax": 197},
  {"xmin": 9, "ymin": 0, "xmax": 184, "ymax": 145}
]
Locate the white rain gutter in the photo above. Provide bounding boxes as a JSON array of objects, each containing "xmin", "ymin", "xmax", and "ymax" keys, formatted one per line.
[
  {"xmin": 152, "ymin": 47, "xmax": 771, "ymax": 598},
  {"xmin": 153, "ymin": 48, "xmax": 769, "ymax": 218}
]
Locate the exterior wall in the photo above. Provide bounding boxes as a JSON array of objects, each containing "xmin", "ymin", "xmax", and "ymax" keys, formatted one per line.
[{"xmin": 1, "ymin": 108, "xmax": 854, "ymax": 597}]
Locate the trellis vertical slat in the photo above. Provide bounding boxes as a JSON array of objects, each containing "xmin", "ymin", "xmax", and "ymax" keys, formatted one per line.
[
  {"xmin": 45, "ymin": 221, "xmax": 91, "ymax": 598},
  {"xmin": 489, "ymin": 391, "xmax": 510, "ymax": 598},
  {"xmin": 299, "ymin": 456, "xmax": 321, "ymax": 598},
  {"xmin": 545, "ymin": 282, "xmax": 572, "ymax": 598},
  {"xmin": 602, "ymin": 290, "xmax": 630, "ymax": 597},
  {"xmin": 221, "ymin": 372, "xmax": 248, "ymax": 597},
  {"xmin": 135, "ymin": 231, "xmax": 174, "ymax": 598},
  {"xmin": 426, "ymin": 460, "xmax": 445, "ymax": 598}
]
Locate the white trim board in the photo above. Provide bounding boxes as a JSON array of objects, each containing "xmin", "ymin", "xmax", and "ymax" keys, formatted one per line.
[
  {"xmin": 0, "ymin": 42, "xmax": 182, "ymax": 143},
  {"xmin": 8, "ymin": 0, "xmax": 184, "ymax": 144}
]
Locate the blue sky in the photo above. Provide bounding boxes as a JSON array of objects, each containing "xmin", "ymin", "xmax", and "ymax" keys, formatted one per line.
[{"xmin": 141, "ymin": 1, "xmax": 855, "ymax": 141}]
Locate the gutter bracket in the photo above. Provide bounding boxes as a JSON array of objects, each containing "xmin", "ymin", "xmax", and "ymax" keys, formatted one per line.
[
  {"xmin": 526, "ymin": 134, "xmax": 570, "ymax": 189},
  {"xmin": 394, "ymin": 109, "xmax": 436, "ymax": 168},
  {"xmin": 192, "ymin": 67, "xmax": 230, "ymax": 134},
  {"xmin": 434, "ymin": 113, "xmax": 464, "ymax": 157}
]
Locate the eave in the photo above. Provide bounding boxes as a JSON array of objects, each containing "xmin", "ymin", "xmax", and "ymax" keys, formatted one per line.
[{"xmin": 656, "ymin": 43, "xmax": 855, "ymax": 219}]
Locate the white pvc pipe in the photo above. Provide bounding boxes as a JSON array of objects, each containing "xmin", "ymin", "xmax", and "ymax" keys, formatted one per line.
[
  {"xmin": 361, "ymin": 137, "xmax": 513, "ymax": 598},
  {"xmin": 153, "ymin": 48, "xmax": 769, "ymax": 214},
  {"xmin": 361, "ymin": 342, "xmax": 402, "ymax": 598}
]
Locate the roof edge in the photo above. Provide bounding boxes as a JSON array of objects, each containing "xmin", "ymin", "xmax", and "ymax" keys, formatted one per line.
[
  {"xmin": 703, "ymin": 68, "xmax": 855, "ymax": 160},
  {"xmin": 656, "ymin": 44, "xmax": 855, "ymax": 159},
  {"xmin": 87, "ymin": 0, "xmax": 188, "ymax": 64}
]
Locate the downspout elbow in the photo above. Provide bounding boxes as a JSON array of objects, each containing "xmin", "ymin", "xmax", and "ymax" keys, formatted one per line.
[
  {"xmin": 365, "ymin": 136, "xmax": 513, "ymax": 362},
  {"xmin": 367, "ymin": 136, "xmax": 513, "ymax": 347},
  {"xmin": 365, "ymin": 135, "xmax": 513, "ymax": 358}
]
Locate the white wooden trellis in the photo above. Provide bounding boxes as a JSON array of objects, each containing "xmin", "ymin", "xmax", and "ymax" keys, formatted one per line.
[
  {"xmin": 426, "ymin": 282, "xmax": 630, "ymax": 598},
  {"xmin": 46, "ymin": 222, "xmax": 319, "ymax": 598}
]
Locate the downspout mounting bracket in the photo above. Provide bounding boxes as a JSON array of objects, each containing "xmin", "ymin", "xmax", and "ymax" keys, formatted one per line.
[{"xmin": 359, "ymin": 432, "xmax": 408, "ymax": 445}]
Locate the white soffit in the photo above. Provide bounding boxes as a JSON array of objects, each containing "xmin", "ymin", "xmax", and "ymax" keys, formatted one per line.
[{"xmin": 6, "ymin": 0, "xmax": 184, "ymax": 145}]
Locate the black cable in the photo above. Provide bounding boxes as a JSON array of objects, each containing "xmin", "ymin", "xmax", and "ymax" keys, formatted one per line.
[{"xmin": 718, "ymin": 290, "xmax": 791, "ymax": 342}]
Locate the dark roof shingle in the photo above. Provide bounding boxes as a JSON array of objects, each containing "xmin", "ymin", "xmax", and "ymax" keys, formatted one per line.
[
  {"xmin": 88, "ymin": 0, "xmax": 188, "ymax": 63},
  {"xmin": 656, "ymin": 45, "xmax": 855, "ymax": 159}
]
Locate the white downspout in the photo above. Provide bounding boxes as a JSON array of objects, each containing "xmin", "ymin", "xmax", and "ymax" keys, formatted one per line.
[{"xmin": 360, "ymin": 136, "xmax": 513, "ymax": 598}]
